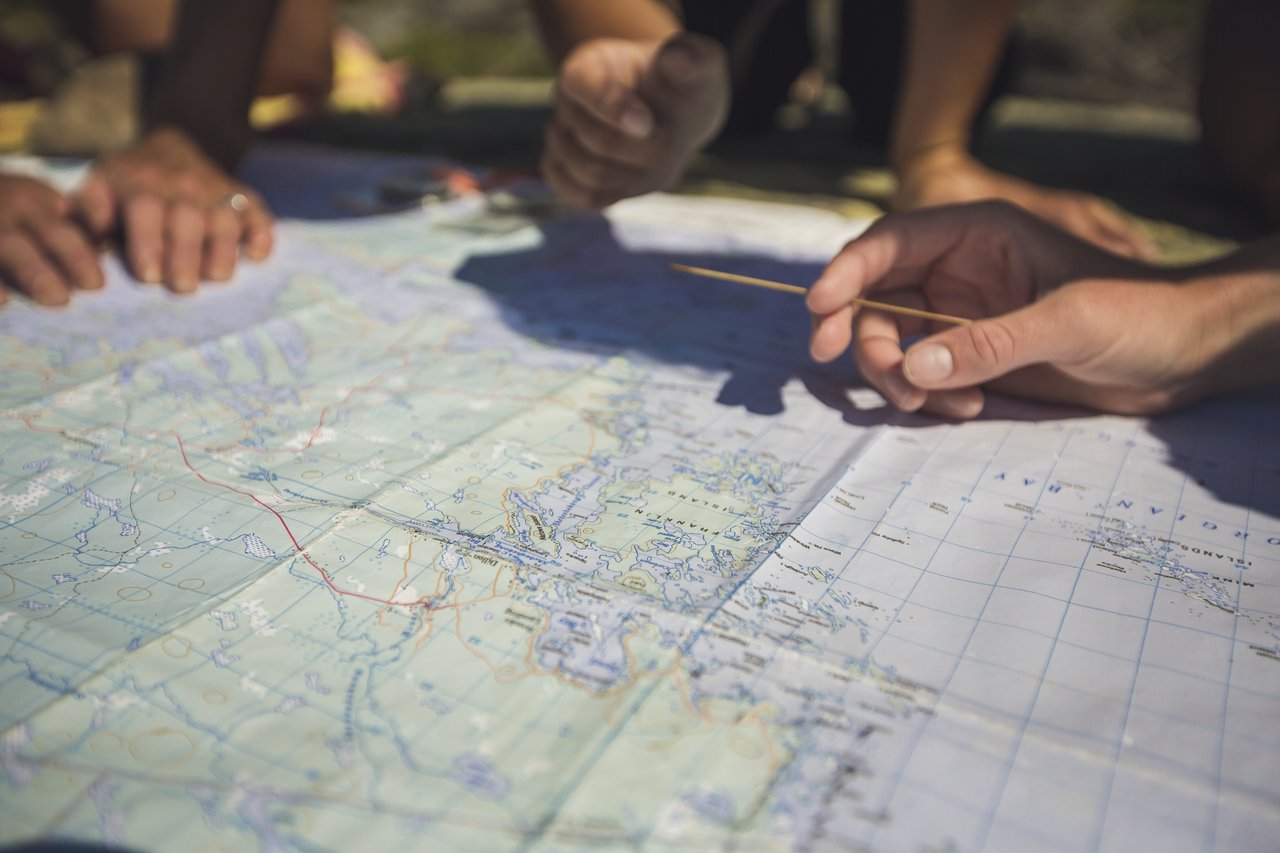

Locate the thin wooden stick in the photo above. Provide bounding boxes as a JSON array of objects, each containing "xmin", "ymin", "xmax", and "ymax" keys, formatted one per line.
[{"xmin": 668, "ymin": 263, "xmax": 971, "ymax": 326}]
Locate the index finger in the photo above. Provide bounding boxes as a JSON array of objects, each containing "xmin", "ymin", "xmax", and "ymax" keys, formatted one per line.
[
  {"xmin": 854, "ymin": 307, "xmax": 927, "ymax": 411},
  {"xmin": 855, "ymin": 305, "xmax": 987, "ymax": 418},
  {"xmin": 805, "ymin": 201, "xmax": 1022, "ymax": 316},
  {"xmin": 70, "ymin": 172, "xmax": 117, "ymax": 238}
]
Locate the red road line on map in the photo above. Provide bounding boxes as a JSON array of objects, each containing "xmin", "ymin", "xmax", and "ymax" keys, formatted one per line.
[
  {"xmin": 10, "ymin": 410, "xmax": 466, "ymax": 611},
  {"xmin": 10, "ymin": 386, "xmax": 592, "ymax": 612},
  {"xmin": 172, "ymin": 433, "xmax": 438, "ymax": 611}
]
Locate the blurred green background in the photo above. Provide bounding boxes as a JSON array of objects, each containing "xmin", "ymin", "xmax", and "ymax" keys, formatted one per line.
[{"xmin": 3, "ymin": 0, "xmax": 1257, "ymax": 260}]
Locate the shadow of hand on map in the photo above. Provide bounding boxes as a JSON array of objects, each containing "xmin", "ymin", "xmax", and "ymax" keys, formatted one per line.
[
  {"xmin": 453, "ymin": 213, "xmax": 1280, "ymax": 513},
  {"xmin": 1141, "ymin": 399, "xmax": 1280, "ymax": 514},
  {"xmin": 452, "ymin": 214, "xmax": 885, "ymax": 424}
]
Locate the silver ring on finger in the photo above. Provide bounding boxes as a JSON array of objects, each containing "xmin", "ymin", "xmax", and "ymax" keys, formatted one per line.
[{"xmin": 216, "ymin": 192, "xmax": 250, "ymax": 213}]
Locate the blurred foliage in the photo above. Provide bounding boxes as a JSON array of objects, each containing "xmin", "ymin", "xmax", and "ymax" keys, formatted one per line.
[
  {"xmin": 335, "ymin": 0, "xmax": 550, "ymax": 81},
  {"xmin": 387, "ymin": 25, "xmax": 550, "ymax": 79}
]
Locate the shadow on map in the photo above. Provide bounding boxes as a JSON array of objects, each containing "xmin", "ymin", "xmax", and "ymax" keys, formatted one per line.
[
  {"xmin": 452, "ymin": 214, "xmax": 885, "ymax": 425},
  {"xmin": 1142, "ymin": 399, "xmax": 1280, "ymax": 514},
  {"xmin": 454, "ymin": 214, "xmax": 1279, "ymax": 513}
]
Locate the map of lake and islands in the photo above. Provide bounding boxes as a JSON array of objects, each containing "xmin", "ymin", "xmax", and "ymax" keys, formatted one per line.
[{"xmin": 1, "ymin": 147, "xmax": 1278, "ymax": 852}]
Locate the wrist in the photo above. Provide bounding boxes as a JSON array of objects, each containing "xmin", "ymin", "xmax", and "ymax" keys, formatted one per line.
[
  {"xmin": 1179, "ymin": 258, "xmax": 1280, "ymax": 396},
  {"xmin": 133, "ymin": 125, "xmax": 215, "ymax": 169},
  {"xmin": 890, "ymin": 137, "xmax": 973, "ymax": 178}
]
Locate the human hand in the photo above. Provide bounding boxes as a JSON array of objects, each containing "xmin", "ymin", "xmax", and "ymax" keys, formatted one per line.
[
  {"xmin": 894, "ymin": 147, "xmax": 1157, "ymax": 260},
  {"xmin": 0, "ymin": 173, "xmax": 103, "ymax": 307},
  {"xmin": 541, "ymin": 33, "xmax": 729, "ymax": 208},
  {"xmin": 72, "ymin": 127, "xmax": 274, "ymax": 292},
  {"xmin": 806, "ymin": 201, "xmax": 1272, "ymax": 418}
]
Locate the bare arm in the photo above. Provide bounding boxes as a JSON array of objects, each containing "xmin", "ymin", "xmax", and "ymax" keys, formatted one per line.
[
  {"xmin": 530, "ymin": 0, "xmax": 681, "ymax": 65},
  {"xmin": 888, "ymin": 0, "xmax": 1154, "ymax": 258},
  {"xmin": 890, "ymin": 0, "xmax": 1019, "ymax": 174},
  {"xmin": 147, "ymin": 0, "xmax": 282, "ymax": 170}
]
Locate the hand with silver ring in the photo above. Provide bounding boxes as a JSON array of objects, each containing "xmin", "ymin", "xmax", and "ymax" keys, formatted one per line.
[{"xmin": 71, "ymin": 126, "xmax": 274, "ymax": 293}]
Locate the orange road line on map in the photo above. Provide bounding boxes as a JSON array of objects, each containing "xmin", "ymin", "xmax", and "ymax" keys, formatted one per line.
[{"xmin": 377, "ymin": 535, "xmax": 417, "ymax": 626}]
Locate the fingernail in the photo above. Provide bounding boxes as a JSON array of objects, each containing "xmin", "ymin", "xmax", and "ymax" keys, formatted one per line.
[
  {"xmin": 620, "ymin": 107, "xmax": 652, "ymax": 138},
  {"xmin": 905, "ymin": 345, "xmax": 953, "ymax": 384},
  {"xmin": 140, "ymin": 261, "xmax": 161, "ymax": 283},
  {"xmin": 882, "ymin": 372, "xmax": 913, "ymax": 406}
]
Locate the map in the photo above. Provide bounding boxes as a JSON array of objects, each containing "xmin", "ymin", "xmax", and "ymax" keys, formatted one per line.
[{"xmin": 2, "ymin": 146, "xmax": 1278, "ymax": 851}]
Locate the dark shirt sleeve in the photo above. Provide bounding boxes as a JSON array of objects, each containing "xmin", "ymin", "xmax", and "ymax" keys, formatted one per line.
[{"xmin": 146, "ymin": 0, "xmax": 283, "ymax": 170}]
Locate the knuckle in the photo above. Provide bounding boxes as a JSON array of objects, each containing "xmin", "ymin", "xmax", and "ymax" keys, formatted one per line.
[
  {"xmin": 40, "ymin": 220, "xmax": 78, "ymax": 245},
  {"xmin": 212, "ymin": 216, "xmax": 242, "ymax": 240},
  {"xmin": 975, "ymin": 198, "xmax": 1020, "ymax": 221},
  {"xmin": 576, "ymin": 157, "xmax": 614, "ymax": 188},
  {"xmin": 547, "ymin": 126, "xmax": 577, "ymax": 167},
  {"xmin": 8, "ymin": 193, "xmax": 41, "ymax": 219},
  {"xmin": 965, "ymin": 320, "xmax": 1018, "ymax": 368},
  {"xmin": 561, "ymin": 42, "xmax": 596, "ymax": 75},
  {"xmin": 573, "ymin": 122, "xmax": 614, "ymax": 158},
  {"xmin": 173, "ymin": 174, "xmax": 203, "ymax": 199},
  {"xmin": 125, "ymin": 191, "xmax": 163, "ymax": 214},
  {"xmin": 0, "ymin": 231, "xmax": 27, "ymax": 252},
  {"xmin": 131, "ymin": 164, "xmax": 164, "ymax": 186},
  {"xmin": 550, "ymin": 119, "xmax": 578, "ymax": 153}
]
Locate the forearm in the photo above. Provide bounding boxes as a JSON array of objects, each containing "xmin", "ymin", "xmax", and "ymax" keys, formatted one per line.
[
  {"xmin": 146, "ymin": 0, "xmax": 282, "ymax": 170},
  {"xmin": 530, "ymin": 0, "xmax": 681, "ymax": 64},
  {"xmin": 890, "ymin": 0, "xmax": 1021, "ymax": 172}
]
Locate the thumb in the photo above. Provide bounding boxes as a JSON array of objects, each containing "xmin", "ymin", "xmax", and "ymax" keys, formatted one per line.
[
  {"xmin": 651, "ymin": 33, "xmax": 713, "ymax": 90},
  {"xmin": 639, "ymin": 33, "xmax": 727, "ymax": 120},
  {"xmin": 902, "ymin": 299, "xmax": 1078, "ymax": 390}
]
